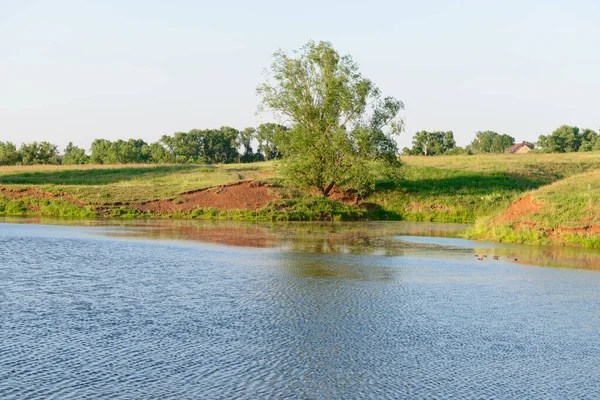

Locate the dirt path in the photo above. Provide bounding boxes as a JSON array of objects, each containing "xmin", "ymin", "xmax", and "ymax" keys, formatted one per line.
[{"xmin": 230, "ymin": 170, "xmax": 274, "ymax": 180}]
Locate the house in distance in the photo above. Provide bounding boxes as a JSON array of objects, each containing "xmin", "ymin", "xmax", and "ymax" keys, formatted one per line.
[{"xmin": 508, "ymin": 141, "xmax": 534, "ymax": 154}]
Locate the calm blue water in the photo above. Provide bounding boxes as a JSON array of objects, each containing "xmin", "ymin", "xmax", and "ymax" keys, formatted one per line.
[{"xmin": 1, "ymin": 222, "xmax": 599, "ymax": 399}]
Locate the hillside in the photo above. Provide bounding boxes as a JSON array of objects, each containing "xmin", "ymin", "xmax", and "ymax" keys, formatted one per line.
[{"xmin": 467, "ymin": 170, "xmax": 600, "ymax": 247}]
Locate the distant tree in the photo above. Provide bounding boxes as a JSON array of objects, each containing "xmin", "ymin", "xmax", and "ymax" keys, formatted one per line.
[
  {"xmin": 158, "ymin": 128, "xmax": 241, "ymax": 164},
  {"xmin": 89, "ymin": 138, "xmax": 151, "ymax": 164},
  {"xmin": 490, "ymin": 135, "xmax": 504, "ymax": 153},
  {"xmin": 594, "ymin": 132, "xmax": 600, "ymax": 151},
  {"xmin": 405, "ymin": 131, "xmax": 456, "ymax": 156},
  {"xmin": 209, "ymin": 126, "xmax": 240, "ymax": 163},
  {"xmin": 161, "ymin": 132, "xmax": 202, "ymax": 163},
  {"xmin": 0, "ymin": 141, "xmax": 20, "ymax": 165},
  {"xmin": 444, "ymin": 147, "xmax": 469, "ymax": 155},
  {"xmin": 257, "ymin": 40, "xmax": 404, "ymax": 197},
  {"xmin": 238, "ymin": 127, "xmax": 256, "ymax": 162},
  {"xmin": 19, "ymin": 141, "xmax": 60, "ymax": 165},
  {"xmin": 470, "ymin": 131, "xmax": 514, "ymax": 153},
  {"xmin": 537, "ymin": 125, "xmax": 584, "ymax": 153},
  {"xmin": 90, "ymin": 139, "xmax": 112, "ymax": 164},
  {"xmin": 578, "ymin": 128, "xmax": 598, "ymax": 152},
  {"xmin": 115, "ymin": 139, "xmax": 150, "ymax": 164},
  {"xmin": 256, "ymin": 123, "xmax": 287, "ymax": 161},
  {"xmin": 62, "ymin": 142, "xmax": 89, "ymax": 165},
  {"xmin": 149, "ymin": 142, "xmax": 174, "ymax": 163}
]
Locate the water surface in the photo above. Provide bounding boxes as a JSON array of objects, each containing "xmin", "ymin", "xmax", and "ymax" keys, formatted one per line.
[{"xmin": 1, "ymin": 220, "xmax": 599, "ymax": 398}]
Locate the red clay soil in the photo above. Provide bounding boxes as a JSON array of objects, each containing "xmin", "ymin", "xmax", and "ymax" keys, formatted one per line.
[
  {"xmin": 308, "ymin": 186, "xmax": 360, "ymax": 205},
  {"xmin": 494, "ymin": 195, "xmax": 600, "ymax": 239},
  {"xmin": 327, "ymin": 188, "xmax": 359, "ymax": 204},
  {"xmin": 494, "ymin": 195, "xmax": 543, "ymax": 224},
  {"xmin": 133, "ymin": 181, "xmax": 280, "ymax": 213},
  {"xmin": 0, "ymin": 187, "xmax": 87, "ymax": 206}
]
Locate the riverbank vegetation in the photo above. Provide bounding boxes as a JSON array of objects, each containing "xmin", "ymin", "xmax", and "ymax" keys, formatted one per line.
[
  {"xmin": 466, "ymin": 170, "xmax": 600, "ymax": 247},
  {"xmin": 0, "ymin": 152, "xmax": 598, "ymax": 227}
]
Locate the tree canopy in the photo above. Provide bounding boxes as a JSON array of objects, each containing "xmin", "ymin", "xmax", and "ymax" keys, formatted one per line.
[
  {"xmin": 256, "ymin": 123, "xmax": 287, "ymax": 161},
  {"xmin": 0, "ymin": 142, "xmax": 20, "ymax": 165},
  {"xmin": 19, "ymin": 142, "xmax": 60, "ymax": 165},
  {"xmin": 257, "ymin": 40, "xmax": 404, "ymax": 197},
  {"xmin": 537, "ymin": 125, "xmax": 599, "ymax": 153},
  {"xmin": 470, "ymin": 131, "xmax": 515, "ymax": 153},
  {"xmin": 62, "ymin": 142, "xmax": 89, "ymax": 165},
  {"xmin": 403, "ymin": 131, "xmax": 456, "ymax": 156}
]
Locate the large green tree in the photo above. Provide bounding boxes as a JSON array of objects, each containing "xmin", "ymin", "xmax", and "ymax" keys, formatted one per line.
[{"xmin": 257, "ymin": 40, "xmax": 403, "ymax": 197}]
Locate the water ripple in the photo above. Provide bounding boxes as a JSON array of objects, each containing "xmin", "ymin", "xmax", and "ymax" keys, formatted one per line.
[{"xmin": 0, "ymin": 223, "xmax": 599, "ymax": 398}]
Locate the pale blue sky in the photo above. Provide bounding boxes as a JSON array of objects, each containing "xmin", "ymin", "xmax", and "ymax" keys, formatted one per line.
[{"xmin": 1, "ymin": 0, "xmax": 599, "ymax": 151}]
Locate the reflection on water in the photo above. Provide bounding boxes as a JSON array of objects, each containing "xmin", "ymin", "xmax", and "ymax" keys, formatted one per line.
[
  {"xmin": 397, "ymin": 235, "xmax": 600, "ymax": 271},
  {"xmin": 1, "ymin": 217, "xmax": 470, "ymax": 256},
  {"xmin": 1, "ymin": 220, "xmax": 600, "ymax": 398},
  {"xmin": 4, "ymin": 217, "xmax": 598, "ymax": 270}
]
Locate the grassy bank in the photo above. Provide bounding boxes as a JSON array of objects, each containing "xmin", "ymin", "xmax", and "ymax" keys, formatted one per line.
[
  {"xmin": 1, "ymin": 153, "xmax": 599, "ymax": 246},
  {"xmin": 466, "ymin": 170, "xmax": 600, "ymax": 247},
  {"xmin": 367, "ymin": 152, "xmax": 600, "ymax": 222}
]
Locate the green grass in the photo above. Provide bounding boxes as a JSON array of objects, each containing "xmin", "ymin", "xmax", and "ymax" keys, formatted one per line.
[
  {"xmin": 364, "ymin": 152, "xmax": 600, "ymax": 223},
  {"xmin": 0, "ymin": 164, "xmax": 242, "ymax": 204},
  {"xmin": 402, "ymin": 152, "xmax": 600, "ymax": 178},
  {"xmin": 466, "ymin": 170, "xmax": 600, "ymax": 247},
  {"xmin": 0, "ymin": 195, "xmax": 97, "ymax": 218},
  {"xmin": 530, "ymin": 170, "xmax": 600, "ymax": 227}
]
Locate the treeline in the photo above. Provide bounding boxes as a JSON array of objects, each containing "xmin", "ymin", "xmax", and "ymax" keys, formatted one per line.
[
  {"xmin": 403, "ymin": 125, "xmax": 599, "ymax": 155},
  {"xmin": 0, "ymin": 124, "xmax": 287, "ymax": 166},
  {"xmin": 402, "ymin": 130, "xmax": 515, "ymax": 156},
  {"xmin": 0, "ymin": 141, "xmax": 63, "ymax": 165},
  {"xmin": 3, "ymin": 123, "xmax": 599, "ymax": 165},
  {"xmin": 536, "ymin": 125, "xmax": 600, "ymax": 153}
]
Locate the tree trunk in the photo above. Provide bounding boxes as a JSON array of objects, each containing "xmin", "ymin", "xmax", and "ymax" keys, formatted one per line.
[{"xmin": 323, "ymin": 180, "xmax": 336, "ymax": 197}]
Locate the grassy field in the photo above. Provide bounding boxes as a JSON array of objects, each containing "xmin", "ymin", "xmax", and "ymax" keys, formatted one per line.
[
  {"xmin": 1, "ymin": 153, "xmax": 600, "ymax": 246},
  {"xmin": 0, "ymin": 165, "xmax": 240, "ymax": 203}
]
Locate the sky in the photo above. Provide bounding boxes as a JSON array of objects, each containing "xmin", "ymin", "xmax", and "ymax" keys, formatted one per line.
[{"xmin": 1, "ymin": 0, "xmax": 599, "ymax": 151}]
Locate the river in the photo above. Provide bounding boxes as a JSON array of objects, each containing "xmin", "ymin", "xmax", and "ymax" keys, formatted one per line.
[{"xmin": 1, "ymin": 219, "xmax": 599, "ymax": 398}]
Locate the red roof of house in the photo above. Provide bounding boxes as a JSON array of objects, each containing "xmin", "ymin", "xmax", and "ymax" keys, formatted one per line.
[{"xmin": 508, "ymin": 142, "xmax": 534, "ymax": 152}]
